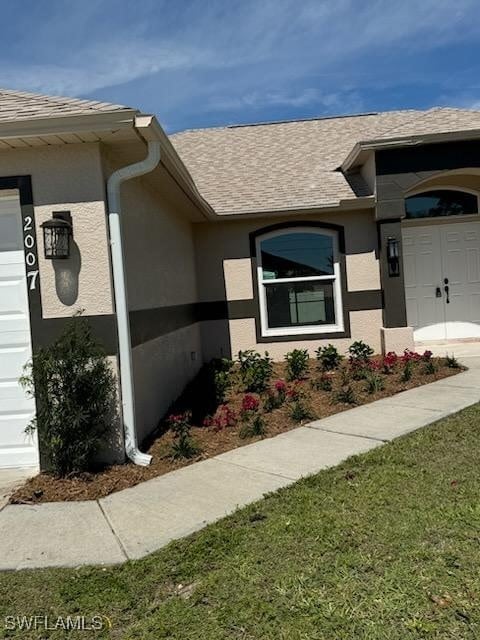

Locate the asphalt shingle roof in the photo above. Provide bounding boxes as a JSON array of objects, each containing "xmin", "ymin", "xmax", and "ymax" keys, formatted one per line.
[
  {"xmin": 0, "ymin": 87, "xmax": 132, "ymax": 122},
  {"xmin": 170, "ymin": 108, "xmax": 480, "ymax": 214}
]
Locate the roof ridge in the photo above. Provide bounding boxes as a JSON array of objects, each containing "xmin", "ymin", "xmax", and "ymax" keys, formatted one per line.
[{"xmin": 170, "ymin": 107, "xmax": 437, "ymax": 138}]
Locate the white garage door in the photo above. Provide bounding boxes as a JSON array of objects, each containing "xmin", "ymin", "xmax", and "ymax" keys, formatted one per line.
[
  {"xmin": 402, "ymin": 221, "xmax": 480, "ymax": 342},
  {"xmin": 0, "ymin": 192, "xmax": 38, "ymax": 468}
]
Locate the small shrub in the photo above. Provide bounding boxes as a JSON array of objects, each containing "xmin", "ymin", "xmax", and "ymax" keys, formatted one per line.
[
  {"xmin": 348, "ymin": 340, "xmax": 374, "ymax": 363},
  {"xmin": 401, "ymin": 359, "xmax": 414, "ymax": 382},
  {"xmin": 285, "ymin": 349, "xmax": 310, "ymax": 381},
  {"xmin": 422, "ymin": 350, "xmax": 433, "ymax": 361},
  {"xmin": 240, "ymin": 394, "xmax": 261, "ymax": 423},
  {"xmin": 340, "ymin": 366, "xmax": 351, "ymax": 386},
  {"xmin": 212, "ymin": 358, "xmax": 234, "ymax": 404},
  {"xmin": 264, "ymin": 384, "xmax": 286, "ymax": 412},
  {"xmin": 365, "ymin": 371, "xmax": 385, "ymax": 394},
  {"xmin": 382, "ymin": 351, "xmax": 398, "ymax": 374},
  {"xmin": 20, "ymin": 314, "xmax": 117, "ymax": 477},
  {"xmin": 402, "ymin": 349, "xmax": 422, "ymax": 363},
  {"xmin": 289, "ymin": 400, "xmax": 314, "ymax": 423},
  {"xmin": 311, "ymin": 373, "xmax": 333, "ymax": 392},
  {"xmin": 445, "ymin": 354, "xmax": 460, "ymax": 369},
  {"xmin": 316, "ymin": 344, "xmax": 343, "ymax": 371},
  {"xmin": 240, "ymin": 415, "xmax": 266, "ymax": 439},
  {"xmin": 286, "ymin": 380, "xmax": 305, "ymax": 401},
  {"xmin": 335, "ymin": 385, "xmax": 356, "ymax": 405},
  {"xmin": 238, "ymin": 350, "xmax": 273, "ymax": 392},
  {"xmin": 168, "ymin": 412, "xmax": 199, "ymax": 459},
  {"xmin": 203, "ymin": 404, "xmax": 237, "ymax": 431},
  {"xmin": 423, "ymin": 359, "xmax": 437, "ymax": 375}
]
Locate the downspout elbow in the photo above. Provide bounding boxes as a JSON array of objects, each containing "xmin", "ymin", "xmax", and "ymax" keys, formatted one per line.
[{"xmin": 107, "ymin": 127, "xmax": 161, "ymax": 466}]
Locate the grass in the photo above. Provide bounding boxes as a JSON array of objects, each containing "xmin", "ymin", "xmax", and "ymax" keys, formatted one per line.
[{"xmin": 2, "ymin": 404, "xmax": 480, "ymax": 639}]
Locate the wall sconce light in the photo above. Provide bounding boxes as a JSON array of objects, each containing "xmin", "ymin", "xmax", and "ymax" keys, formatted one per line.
[
  {"xmin": 41, "ymin": 211, "xmax": 73, "ymax": 259},
  {"xmin": 387, "ymin": 236, "xmax": 400, "ymax": 277}
]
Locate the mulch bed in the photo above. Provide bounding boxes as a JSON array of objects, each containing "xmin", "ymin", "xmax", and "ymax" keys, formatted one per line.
[{"xmin": 11, "ymin": 355, "xmax": 462, "ymax": 504}]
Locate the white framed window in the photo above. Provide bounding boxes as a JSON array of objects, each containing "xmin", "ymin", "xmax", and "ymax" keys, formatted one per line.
[{"xmin": 255, "ymin": 227, "xmax": 344, "ymax": 337}]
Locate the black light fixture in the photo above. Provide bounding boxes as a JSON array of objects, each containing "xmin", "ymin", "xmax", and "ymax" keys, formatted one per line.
[
  {"xmin": 387, "ymin": 236, "xmax": 400, "ymax": 277},
  {"xmin": 41, "ymin": 211, "xmax": 73, "ymax": 259}
]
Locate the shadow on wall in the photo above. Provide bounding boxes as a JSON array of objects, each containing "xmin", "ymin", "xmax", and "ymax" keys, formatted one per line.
[{"xmin": 53, "ymin": 240, "xmax": 81, "ymax": 306}]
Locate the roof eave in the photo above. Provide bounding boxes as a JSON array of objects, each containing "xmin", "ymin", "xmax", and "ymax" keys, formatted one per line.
[
  {"xmin": 213, "ymin": 195, "xmax": 375, "ymax": 219},
  {"xmin": 0, "ymin": 109, "xmax": 139, "ymax": 140}
]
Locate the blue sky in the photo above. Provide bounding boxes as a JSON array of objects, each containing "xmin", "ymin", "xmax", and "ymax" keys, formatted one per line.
[{"xmin": 2, "ymin": 0, "xmax": 480, "ymax": 132}]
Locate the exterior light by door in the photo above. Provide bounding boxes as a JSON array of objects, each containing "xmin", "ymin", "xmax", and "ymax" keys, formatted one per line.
[
  {"xmin": 41, "ymin": 211, "xmax": 73, "ymax": 259},
  {"xmin": 387, "ymin": 236, "xmax": 400, "ymax": 277}
]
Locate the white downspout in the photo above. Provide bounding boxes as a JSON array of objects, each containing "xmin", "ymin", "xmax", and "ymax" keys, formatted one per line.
[{"xmin": 107, "ymin": 116, "xmax": 161, "ymax": 465}]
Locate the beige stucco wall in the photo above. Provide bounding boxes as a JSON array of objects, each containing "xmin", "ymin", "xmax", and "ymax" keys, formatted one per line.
[
  {"xmin": 0, "ymin": 143, "xmax": 113, "ymax": 319},
  {"xmin": 194, "ymin": 210, "xmax": 380, "ymax": 301},
  {"xmin": 120, "ymin": 176, "xmax": 199, "ymax": 310},
  {"xmin": 195, "ymin": 210, "xmax": 383, "ymax": 360},
  {"xmin": 225, "ymin": 310, "xmax": 383, "ymax": 359},
  {"xmin": 117, "ymin": 169, "xmax": 203, "ymax": 440},
  {"xmin": 132, "ymin": 325, "xmax": 202, "ymax": 442}
]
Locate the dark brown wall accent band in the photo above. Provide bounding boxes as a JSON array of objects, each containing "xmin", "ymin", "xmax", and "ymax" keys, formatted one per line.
[
  {"xmin": 376, "ymin": 140, "xmax": 480, "ymax": 176},
  {"xmin": 377, "ymin": 219, "xmax": 407, "ymax": 328},
  {"xmin": 128, "ymin": 290, "xmax": 384, "ymax": 348}
]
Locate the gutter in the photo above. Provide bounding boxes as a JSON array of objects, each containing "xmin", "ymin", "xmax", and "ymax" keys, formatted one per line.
[{"xmin": 106, "ymin": 114, "xmax": 161, "ymax": 466}]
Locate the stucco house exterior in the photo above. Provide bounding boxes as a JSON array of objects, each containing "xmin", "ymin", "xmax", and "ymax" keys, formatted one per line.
[{"xmin": 1, "ymin": 88, "xmax": 480, "ymax": 470}]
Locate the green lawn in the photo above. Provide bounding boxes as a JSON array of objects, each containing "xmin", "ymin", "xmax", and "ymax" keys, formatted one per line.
[{"xmin": 2, "ymin": 405, "xmax": 480, "ymax": 639}]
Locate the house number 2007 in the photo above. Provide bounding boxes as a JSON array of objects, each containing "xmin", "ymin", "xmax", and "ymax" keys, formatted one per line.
[{"xmin": 23, "ymin": 215, "xmax": 39, "ymax": 291}]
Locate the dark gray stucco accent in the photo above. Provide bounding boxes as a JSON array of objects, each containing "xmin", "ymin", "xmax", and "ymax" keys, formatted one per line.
[
  {"xmin": 127, "ymin": 288, "xmax": 384, "ymax": 348},
  {"xmin": 377, "ymin": 219, "xmax": 407, "ymax": 328},
  {"xmin": 129, "ymin": 303, "xmax": 197, "ymax": 347},
  {"xmin": 376, "ymin": 140, "xmax": 480, "ymax": 176},
  {"xmin": 374, "ymin": 139, "xmax": 480, "ymax": 329}
]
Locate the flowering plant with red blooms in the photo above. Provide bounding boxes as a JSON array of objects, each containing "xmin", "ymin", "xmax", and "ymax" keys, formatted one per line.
[
  {"xmin": 167, "ymin": 411, "xmax": 191, "ymax": 432},
  {"xmin": 274, "ymin": 379, "xmax": 287, "ymax": 393},
  {"xmin": 382, "ymin": 351, "xmax": 398, "ymax": 373},
  {"xmin": 206, "ymin": 404, "xmax": 237, "ymax": 431},
  {"xmin": 286, "ymin": 380, "xmax": 304, "ymax": 401},
  {"xmin": 402, "ymin": 349, "xmax": 422, "ymax": 363},
  {"xmin": 241, "ymin": 394, "xmax": 260, "ymax": 412},
  {"xmin": 422, "ymin": 350, "xmax": 433, "ymax": 361}
]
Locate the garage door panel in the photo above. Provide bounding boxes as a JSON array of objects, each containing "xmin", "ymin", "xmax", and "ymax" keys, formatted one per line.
[{"xmin": 0, "ymin": 193, "xmax": 38, "ymax": 469}]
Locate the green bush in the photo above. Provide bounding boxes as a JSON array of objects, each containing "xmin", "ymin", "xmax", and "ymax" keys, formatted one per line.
[
  {"xmin": 240, "ymin": 415, "xmax": 266, "ymax": 439},
  {"xmin": 423, "ymin": 359, "xmax": 437, "ymax": 375},
  {"xmin": 289, "ymin": 400, "xmax": 314, "ymax": 423},
  {"xmin": 348, "ymin": 340, "xmax": 374, "ymax": 363},
  {"xmin": 445, "ymin": 354, "xmax": 460, "ymax": 369},
  {"xmin": 20, "ymin": 315, "xmax": 117, "ymax": 477},
  {"xmin": 316, "ymin": 344, "xmax": 343, "ymax": 371},
  {"xmin": 212, "ymin": 358, "xmax": 234, "ymax": 403},
  {"xmin": 310, "ymin": 374, "xmax": 333, "ymax": 392},
  {"xmin": 238, "ymin": 350, "xmax": 273, "ymax": 392},
  {"xmin": 364, "ymin": 371, "xmax": 385, "ymax": 394},
  {"xmin": 167, "ymin": 412, "xmax": 199, "ymax": 459},
  {"xmin": 285, "ymin": 349, "xmax": 310, "ymax": 381},
  {"xmin": 401, "ymin": 359, "xmax": 413, "ymax": 382},
  {"xmin": 335, "ymin": 385, "xmax": 356, "ymax": 405}
]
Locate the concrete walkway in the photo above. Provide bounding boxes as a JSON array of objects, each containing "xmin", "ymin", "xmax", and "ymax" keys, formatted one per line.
[{"xmin": 1, "ymin": 346, "xmax": 479, "ymax": 570}]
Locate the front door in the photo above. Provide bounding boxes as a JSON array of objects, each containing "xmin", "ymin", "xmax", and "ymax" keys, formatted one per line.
[
  {"xmin": 0, "ymin": 191, "xmax": 38, "ymax": 468},
  {"xmin": 402, "ymin": 221, "xmax": 480, "ymax": 342}
]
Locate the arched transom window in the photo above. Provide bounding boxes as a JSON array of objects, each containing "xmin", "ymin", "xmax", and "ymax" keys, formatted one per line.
[
  {"xmin": 256, "ymin": 227, "xmax": 344, "ymax": 337},
  {"xmin": 405, "ymin": 189, "xmax": 479, "ymax": 219}
]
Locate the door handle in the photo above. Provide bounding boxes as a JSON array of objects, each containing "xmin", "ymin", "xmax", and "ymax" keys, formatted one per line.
[{"xmin": 444, "ymin": 284, "xmax": 450, "ymax": 304}]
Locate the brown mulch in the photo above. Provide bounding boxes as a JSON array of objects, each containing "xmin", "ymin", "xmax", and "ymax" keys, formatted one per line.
[{"xmin": 10, "ymin": 357, "xmax": 462, "ymax": 505}]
